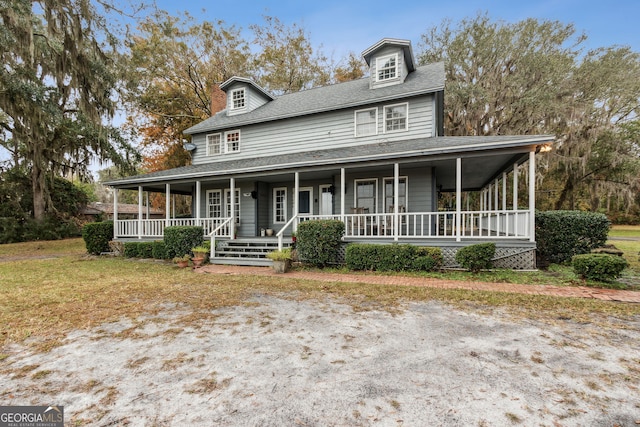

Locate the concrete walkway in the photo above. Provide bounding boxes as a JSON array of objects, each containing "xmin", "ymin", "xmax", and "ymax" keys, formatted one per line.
[{"xmin": 197, "ymin": 265, "xmax": 640, "ymax": 304}]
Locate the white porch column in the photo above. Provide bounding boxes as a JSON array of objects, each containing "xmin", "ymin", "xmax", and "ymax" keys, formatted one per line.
[
  {"xmin": 394, "ymin": 163, "xmax": 400, "ymax": 241},
  {"xmin": 293, "ymin": 172, "xmax": 300, "ymax": 233},
  {"xmin": 494, "ymin": 178, "xmax": 499, "ymax": 211},
  {"xmin": 145, "ymin": 192, "xmax": 150, "ymax": 219},
  {"xmin": 513, "ymin": 163, "xmax": 518, "ymax": 210},
  {"xmin": 165, "ymin": 184, "xmax": 171, "ymax": 227},
  {"xmin": 502, "ymin": 172, "xmax": 507, "ymax": 211},
  {"xmin": 456, "ymin": 157, "xmax": 461, "ymax": 242},
  {"xmin": 487, "ymin": 184, "xmax": 492, "ymax": 211},
  {"xmin": 230, "ymin": 178, "xmax": 236, "ymax": 239},
  {"xmin": 137, "ymin": 186, "xmax": 143, "ymax": 239},
  {"xmin": 195, "ymin": 180, "xmax": 201, "ymax": 221},
  {"xmin": 340, "ymin": 168, "xmax": 345, "ymax": 221},
  {"xmin": 529, "ymin": 151, "xmax": 536, "ymax": 242},
  {"xmin": 113, "ymin": 188, "xmax": 118, "ymax": 238}
]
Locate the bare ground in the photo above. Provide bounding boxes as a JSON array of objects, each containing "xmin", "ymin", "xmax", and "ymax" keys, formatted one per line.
[{"xmin": 1, "ymin": 294, "xmax": 639, "ymax": 426}]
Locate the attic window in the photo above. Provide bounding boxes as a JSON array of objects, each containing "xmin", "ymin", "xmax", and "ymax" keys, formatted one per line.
[
  {"xmin": 230, "ymin": 88, "xmax": 245, "ymax": 110},
  {"xmin": 376, "ymin": 54, "xmax": 398, "ymax": 82}
]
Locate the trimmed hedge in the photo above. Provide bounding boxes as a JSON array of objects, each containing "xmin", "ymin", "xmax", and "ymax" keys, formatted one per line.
[
  {"xmin": 536, "ymin": 211, "xmax": 610, "ymax": 266},
  {"xmin": 346, "ymin": 244, "xmax": 443, "ymax": 272},
  {"xmin": 296, "ymin": 220, "xmax": 344, "ymax": 267},
  {"xmin": 455, "ymin": 242, "xmax": 496, "ymax": 273},
  {"xmin": 152, "ymin": 240, "xmax": 170, "ymax": 260},
  {"xmin": 82, "ymin": 221, "xmax": 114, "ymax": 255},
  {"xmin": 572, "ymin": 253, "xmax": 628, "ymax": 282},
  {"xmin": 163, "ymin": 226, "xmax": 204, "ymax": 259},
  {"xmin": 124, "ymin": 241, "xmax": 154, "ymax": 258}
]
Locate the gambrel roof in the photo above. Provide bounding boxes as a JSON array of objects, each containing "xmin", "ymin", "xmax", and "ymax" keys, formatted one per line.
[{"xmin": 184, "ymin": 62, "xmax": 445, "ymax": 135}]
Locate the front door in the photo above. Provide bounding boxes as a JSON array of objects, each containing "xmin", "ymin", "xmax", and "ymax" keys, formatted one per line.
[
  {"xmin": 298, "ymin": 187, "xmax": 313, "ymax": 216},
  {"xmin": 319, "ymin": 184, "xmax": 333, "ymax": 215}
]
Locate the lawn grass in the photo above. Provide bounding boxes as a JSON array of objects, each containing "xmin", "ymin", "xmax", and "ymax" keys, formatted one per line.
[
  {"xmin": 609, "ymin": 224, "xmax": 640, "ymax": 238},
  {"xmin": 0, "ymin": 238, "xmax": 639, "ymax": 351}
]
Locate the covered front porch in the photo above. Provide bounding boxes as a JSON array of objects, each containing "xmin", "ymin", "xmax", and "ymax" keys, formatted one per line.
[{"xmin": 110, "ymin": 150, "xmax": 538, "ymax": 248}]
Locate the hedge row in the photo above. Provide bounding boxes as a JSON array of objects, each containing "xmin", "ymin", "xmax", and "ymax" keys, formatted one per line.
[
  {"xmin": 346, "ymin": 244, "xmax": 443, "ymax": 272},
  {"xmin": 296, "ymin": 220, "xmax": 344, "ymax": 267},
  {"xmin": 536, "ymin": 211, "xmax": 609, "ymax": 266},
  {"xmin": 572, "ymin": 254, "xmax": 628, "ymax": 282}
]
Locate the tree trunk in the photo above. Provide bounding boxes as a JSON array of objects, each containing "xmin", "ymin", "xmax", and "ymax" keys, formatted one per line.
[{"xmin": 31, "ymin": 147, "xmax": 46, "ymax": 222}]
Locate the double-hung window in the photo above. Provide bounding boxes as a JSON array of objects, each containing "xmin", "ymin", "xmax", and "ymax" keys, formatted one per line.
[
  {"xmin": 206, "ymin": 133, "xmax": 222, "ymax": 156},
  {"xmin": 207, "ymin": 190, "xmax": 222, "ymax": 218},
  {"xmin": 273, "ymin": 187, "xmax": 287, "ymax": 223},
  {"xmin": 225, "ymin": 130, "xmax": 240, "ymax": 153},
  {"xmin": 376, "ymin": 54, "xmax": 398, "ymax": 82},
  {"xmin": 207, "ymin": 189, "xmax": 240, "ymax": 223},
  {"xmin": 354, "ymin": 108, "xmax": 377, "ymax": 137},
  {"xmin": 355, "ymin": 179, "xmax": 377, "ymax": 214},
  {"xmin": 384, "ymin": 103, "xmax": 408, "ymax": 132},
  {"xmin": 230, "ymin": 88, "xmax": 245, "ymax": 110}
]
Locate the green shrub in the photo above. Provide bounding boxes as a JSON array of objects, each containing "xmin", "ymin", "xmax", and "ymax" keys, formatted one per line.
[
  {"xmin": 346, "ymin": 244, "xmax": 443, "ymax": 272},
  {"xmin": 82, "ymin": 221, "xmax": 114, "ymax": 255},
  {"xmin": 0, "ymin": 217, "xmax": 24, "ymax": 244},
  {"xmin": 137, "ymin": 242, "xmax": 154, "ymax": 258},
  {"xmin": 163, "ymin": 226, "xmax": 204, "ymax": 259},
  {"xmin": 572, "ymin": 254, "xmax": 628, "ymax": 282},
  {"xmin": 455, "ymin": 243, "xmax": 496, "ymax": 273},
  {"xmin": 152, "ymin": 240, "xmax": 170, "ymax": 259},
  {"xmin": 123, "ymin": 242, "xmax": 139, "ymax": 258},
  {"xmin": 296, "ymin": 220, "xmax": 344, "ymax": 267},
  {"xmin": 536, "ymin": 211, "xmax": 610, "ymax": 266},
  {"xmin": 416, "ymin": 246, "xmax": 444, "ymax": 271}
]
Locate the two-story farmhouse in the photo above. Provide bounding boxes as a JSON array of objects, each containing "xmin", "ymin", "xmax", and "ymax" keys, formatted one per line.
[{"xmin": 106, "ymin": 38, "xmax": 554, "ymax": 269}]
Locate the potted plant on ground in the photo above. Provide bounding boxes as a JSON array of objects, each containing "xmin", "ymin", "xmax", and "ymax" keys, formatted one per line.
[
  {"xmin": 266, "ymin": 248, "xmax": 292, "ymax": 273},
  {"xmin": 173, "ymin": 254, "xmax": 191, "ymax": 268},
  {"xmin": 191, "ymin": 245, "xmax": 209, "ymax": 268}
]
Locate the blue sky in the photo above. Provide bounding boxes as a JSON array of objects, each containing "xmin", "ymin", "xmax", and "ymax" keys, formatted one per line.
[{"xmin": 152, "ymin": 0, "xmax": 640, "ymax": 60}]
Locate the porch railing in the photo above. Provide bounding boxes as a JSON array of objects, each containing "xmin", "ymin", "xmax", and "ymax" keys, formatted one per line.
[
  {"xmin": 115, "ymin": 218, "xmax": 232, "ymax": 239},
  {"xmin": 114, "ymin": 209, "xmax": 532, "ymax": 241},
  {"xmin": 320, "ymin": 209, "xmax": 531, "ymax": 239}
]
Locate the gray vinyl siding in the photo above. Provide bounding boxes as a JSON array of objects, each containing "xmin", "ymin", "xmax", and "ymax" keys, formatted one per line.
[
  {"xmin": 191, "ymin": 94, "xmax": 435, "ymax": 165},
  {"xmin": 224, "ymin": 83, "xmax": 270, "ymax": 117},
  {"xmin": 198, "ymin": 180, "xmax": 256, "ymax": 238},
  {"xmin": 369, "ymin": 45, "xmax": 410, "ymax": 89}
]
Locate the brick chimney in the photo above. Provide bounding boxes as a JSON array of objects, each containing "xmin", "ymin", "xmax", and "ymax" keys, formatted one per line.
[{"xmin": 210, "ymin": 83, "xmax": 227, "ymax": 116}]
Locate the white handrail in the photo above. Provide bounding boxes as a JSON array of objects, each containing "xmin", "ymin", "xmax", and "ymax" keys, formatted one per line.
[
  {"xmin": 209, "ymin": 217, "xmax": 233, "ymax": 258},
  {"xmin": 276, "ymin": 215, "xmax": 298, "ymax": 250}
]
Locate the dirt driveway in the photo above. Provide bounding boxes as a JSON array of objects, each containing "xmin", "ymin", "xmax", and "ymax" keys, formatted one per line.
[{"xmin": 2, "ymin": 294, "xmax": 639, "ymax": 426}]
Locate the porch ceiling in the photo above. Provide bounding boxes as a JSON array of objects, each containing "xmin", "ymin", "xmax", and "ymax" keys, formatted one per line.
[{"xmin": 107, "ymin": 135, "xmax": 553, "ymax": 193}]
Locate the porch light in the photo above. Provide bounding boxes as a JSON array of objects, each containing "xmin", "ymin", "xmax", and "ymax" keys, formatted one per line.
[{"xmin": 538, "ymin": 144, "xmax": 552, "ymax": 153}]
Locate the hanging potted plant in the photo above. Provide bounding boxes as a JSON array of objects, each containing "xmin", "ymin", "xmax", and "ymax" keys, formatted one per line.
[
  {"xmin": 266, "ymin": 248, "xmax": 292, "ymax": 273},
  {"xmin": 191, "ymin": 245, "xmax": 210, "ymax": 268},
  {"xmin": 173, "ymin": 254, "xmax": 191, "ymax": 268}
]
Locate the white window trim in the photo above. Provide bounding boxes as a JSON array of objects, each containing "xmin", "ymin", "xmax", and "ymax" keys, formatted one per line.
[
  {"xmin": 206, "ymin": 189, "xmax": 222, "ymax": 218},
  {"xmin": 383, "ymin": 102, "xmax": 409, "ymax": 133},
  {"xmin": 273, "ymin": 187, "xmax": 287, "ymax": 224},
  {"xmin": 383, "ymin": 176, "xmax": 408, "ymax": 212},
  {"xmin": 206, "ymin": 133, "xmax": 222, "ymax": 156},
  {"xmin": 224, "ymin": 129, "xmax": 241, "ymax": 153},
  {"xmin": 353, "ymin": 178, "xmax": 378, "ymax": 213},
  {"xmin": 224, "ymin": 188, "xmax": 241, "ymax": 224},
  {"xmin": 354, "ymin": 107, "xmax": 378, "ymax": 137},
  {"xmin": 230, "ymin": 88, "xmax": 246, "ymax": 111},
  {"xmin": 375, "ymin": 53, "xmax": 399, "ymax": 82}
]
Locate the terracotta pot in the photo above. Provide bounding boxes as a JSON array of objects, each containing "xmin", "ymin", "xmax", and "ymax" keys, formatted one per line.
[
  {"xmin": 176, "ymin": 260, "xmax": 189, "ymax": 268},
  {"xmin": 192, "ymin": 256, "xmax": 204, "ymax": 267}
]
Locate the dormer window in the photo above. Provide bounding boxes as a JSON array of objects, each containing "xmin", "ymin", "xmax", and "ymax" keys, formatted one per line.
[
  {"xmin": 230, "ymin": 88, "xmax": 245, "ymax": 110},
  {"xmin": 376, "ymin": 54, "xmax": 398, "ymax": 82}
]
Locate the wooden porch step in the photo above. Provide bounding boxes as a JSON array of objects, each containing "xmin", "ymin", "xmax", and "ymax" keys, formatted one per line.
[
  {"xmin": 212, "ymin": 238, "xmax": 292, "ymax": 266},
  {"xmin": 209, "ymin": 257, "xmax": 273, "ymax": 267}
]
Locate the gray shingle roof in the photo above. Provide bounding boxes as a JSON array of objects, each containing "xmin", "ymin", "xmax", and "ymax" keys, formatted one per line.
[
  {"xmin": 105, "ymin": 135, "xmax": 554, "ymax": 187},
  {"xmin": 184, "ymin": 62, "xmax": 445, "ymax": 135}
]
